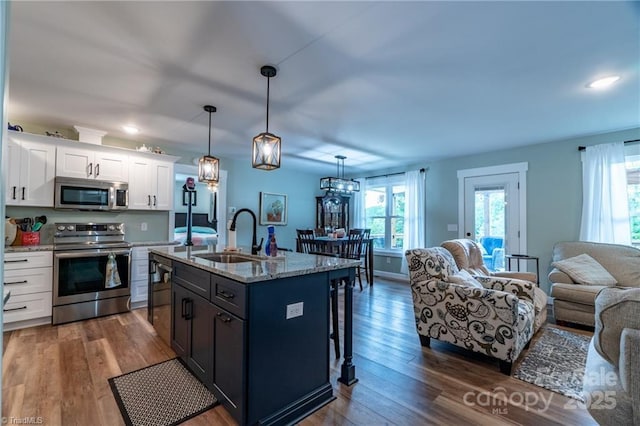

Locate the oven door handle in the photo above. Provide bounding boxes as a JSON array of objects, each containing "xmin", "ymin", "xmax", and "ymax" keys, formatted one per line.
[{"xmin": 55, "ymin": 248, "xmax": 132, "ymax": 259}]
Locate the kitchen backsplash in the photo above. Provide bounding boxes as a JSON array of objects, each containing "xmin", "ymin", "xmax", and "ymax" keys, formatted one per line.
[{"xmin": 5, "ymin": 206, "xmax": 171, "ymax": 244}]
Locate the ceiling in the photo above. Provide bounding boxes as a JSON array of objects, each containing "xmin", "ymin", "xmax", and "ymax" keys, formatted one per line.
[{"xmin": 7, "ymin": 1, "xmax": 640, "ymax": 174}]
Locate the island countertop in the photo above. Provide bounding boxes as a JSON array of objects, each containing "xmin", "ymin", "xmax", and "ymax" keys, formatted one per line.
[{"xmin": 149, "ymin": 244, "xmax": 360, "ymax": 283}]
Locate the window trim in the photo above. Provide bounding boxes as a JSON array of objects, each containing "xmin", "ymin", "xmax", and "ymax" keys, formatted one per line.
[
  {"xmin": 365, "ymin": 174, "xmax": 405, "ymax": 253},
  {"xmin": 457, "ymin": 162, "xmax": 528, "ymax": 255}
]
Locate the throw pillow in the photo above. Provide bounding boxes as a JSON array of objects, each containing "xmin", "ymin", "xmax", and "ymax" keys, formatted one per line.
[
  {"xmin": 449, "ymin": 269, "xmax": 484, "ymax": 288},
  {"xmin": 552, "ymin": 253, "xmax": 617, "ymax": 286}
]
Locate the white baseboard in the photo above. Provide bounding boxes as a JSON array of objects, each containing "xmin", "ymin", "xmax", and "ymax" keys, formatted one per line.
[
  {"xmin": 4, "ymin": 316, "xmax": 52, "ymax": 331},
  {"xmin": 131, "ymin": 301, "xmax": 148, "ymax": 310},
  {"xmin": 373, "ymin": 270, "xmax": 409, "ymax": 282}
]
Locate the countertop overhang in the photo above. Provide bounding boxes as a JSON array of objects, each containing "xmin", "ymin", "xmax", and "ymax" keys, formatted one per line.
[{"xmin": 149, "ymin": 244, "xmax": 360, "ymax": 283}]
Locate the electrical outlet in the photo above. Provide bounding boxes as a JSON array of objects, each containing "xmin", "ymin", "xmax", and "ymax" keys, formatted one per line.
[
  {"xmin": 228, "ymin": 206, "xmax": 236, "ymax": 215},
  {"xmin": 386, "ymin": 257, "xmax": 391, "ymax": 264},
  {"xmin": 286, "ymin": 302, "xmax": 304, "ymax": 319},
  {"xmin": 141, "ymin": 222, "xmax": 148, "ymax": 231}
]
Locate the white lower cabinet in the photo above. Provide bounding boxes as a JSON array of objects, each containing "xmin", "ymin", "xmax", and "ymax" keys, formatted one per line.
[
  {"xmin": 3, "ymin": 251, "xmax": 53, "ymax": 329},
  {"xmin": 130, "ymin": 245, "xmax": 170, "ymax": 306}
]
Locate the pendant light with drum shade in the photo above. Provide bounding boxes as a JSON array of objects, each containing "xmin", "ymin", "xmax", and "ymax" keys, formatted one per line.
[
  {"xmin": 252, "ymin": 65, "xmax": 281, "ymax": 170},
  {"xmin": 198, "ymin": 105, "xmax": 220, "ymax": 190}
]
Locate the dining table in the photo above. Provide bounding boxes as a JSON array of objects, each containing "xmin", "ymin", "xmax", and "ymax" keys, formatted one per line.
[{"xmin": 297, "ymin": 235, "xmax": 374, "ymax": 285}]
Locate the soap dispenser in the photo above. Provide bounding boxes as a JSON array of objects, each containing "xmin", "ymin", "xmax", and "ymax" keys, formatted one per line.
[
  {"xmin": 265, "ymin": 225, "xmax": 275, "ymax": 256},
  {"xmin": 227, "ymin": 219, "xmax": 237, "ymax": 250}
]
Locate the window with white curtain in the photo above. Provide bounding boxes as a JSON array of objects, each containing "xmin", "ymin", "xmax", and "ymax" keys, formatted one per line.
[
  {"xmin": 364, "ymin": 175, "xmax": 405, "ymax": 252},
  {"xmin": 626, "ymin": 155, "xmax": 640, "ymax": 244}
]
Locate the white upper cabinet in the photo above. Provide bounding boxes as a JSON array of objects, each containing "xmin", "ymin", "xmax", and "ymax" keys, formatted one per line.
[
  {"xmin": 5, "ymin": 133, "xmax": 56, "ymax": 207},
  {"xmin": 56, "ymin": 146, "xmax": 129, "ymax": 182},
  {"xmin": 128, "ymin": 156, "xmax": 174, "ymax": 211}
]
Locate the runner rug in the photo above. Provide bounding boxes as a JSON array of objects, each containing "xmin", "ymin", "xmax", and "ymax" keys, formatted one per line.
[
  {"xmin": 109, "ymin": 358, "xmax": 218, "ymax": 426},
  {"xmin": 513, "ymin": 327, "xmax": 591, "ymax": 401}
]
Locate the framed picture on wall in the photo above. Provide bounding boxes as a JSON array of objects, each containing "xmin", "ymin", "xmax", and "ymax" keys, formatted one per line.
[{"xmin": 259, "ymin": 192, "xmax": 287, "ymax": 225}]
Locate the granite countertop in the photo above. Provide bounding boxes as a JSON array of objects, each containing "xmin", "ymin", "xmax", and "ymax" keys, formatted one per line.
[
  {"xmin": 5, "ymin": 244, "xmax": 54, "ymax": 252},
  {"xmin": 131, "ymin": 240, "xmax": 181, "ymax": 247},
  {"xmin": 5, "ymin": 241, "xmax": 179, "ymax": 252},
  {"xmin": 149, "ymin": 244, "xmax": 360, "ymax": 283}
]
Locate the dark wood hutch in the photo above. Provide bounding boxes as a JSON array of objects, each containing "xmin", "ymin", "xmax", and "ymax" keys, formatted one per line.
[{"xmin": 316, "ymin": 193, "xmax": 350, "ymax": 231}]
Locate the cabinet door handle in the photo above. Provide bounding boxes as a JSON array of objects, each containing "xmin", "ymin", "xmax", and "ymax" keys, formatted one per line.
[
  {"xmin": 95, "ymin": 163, "xmax": 100, "ymax": 177},
  {"xmin": 4, "ymin": 306, "xmax": 27, "ymax": 312},
  {"xmin": 153, "ymin": 195, "xmax": 157, "ymax": 206},
  {"xmin": 4, "ymin": 280, "xmax": 28, "ymax": 285},
  {"xmin": 181, "ymin": 298, "xmax": 187, "ymax": 318},
  {"xmin": 216, "ymin": 312, "xmax": 232, "ymax": 323},
  {"xmin": 12, "ymin": 186, "xmax": 16, "ymax": 200},
  {"xmin": 88, "ymin": 162, "xmax": 93, "ymax": 176},
  {"xmin": 185, "ymin": 299, "xmax": 193, "ymax": 320},
  {"xmin": 218, "ymin": 290, "xmax": 235, "ymax": 300},
  {"xmin": 148, "ymin": 195, "xmax": 152, "ymax": 206},
  {"xmin": 4, "ymin": 259, "xmax": 28, "ymax": 264},
  {"xmin": 21, "ymin": 187, "xmax": 25, "ymax": 200}
]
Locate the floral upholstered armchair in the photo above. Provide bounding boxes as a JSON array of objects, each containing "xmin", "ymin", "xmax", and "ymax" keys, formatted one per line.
[
  {"xmin": 405, "ymin": 247, "xmax": 536, "ymax": 374},
  {"xmin": 441, "ymin": 238, "xmax": 548, "ymax": 333}
]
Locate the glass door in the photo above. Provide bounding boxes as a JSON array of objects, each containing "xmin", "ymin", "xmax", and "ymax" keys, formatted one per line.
[{"xmin": 463, "ymin": 173, "xmax": 519, "ymax": 271}]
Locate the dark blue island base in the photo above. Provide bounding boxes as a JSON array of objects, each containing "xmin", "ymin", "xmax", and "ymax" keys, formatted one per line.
[{"xmin": 162, "ymin": 252, "xmax": 358, "ymax": 426}]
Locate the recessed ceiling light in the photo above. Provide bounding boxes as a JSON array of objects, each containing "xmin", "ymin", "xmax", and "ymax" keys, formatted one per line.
[
  {"xmin": 587, "ymin": 76, "xmax": 620, "ymax": 89},
  {"xmin": 122, "ymin": 125, "xmax": 139, "ymax": 134}
]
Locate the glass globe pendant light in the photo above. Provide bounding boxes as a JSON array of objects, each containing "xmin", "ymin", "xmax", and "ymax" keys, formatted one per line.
[
  {"xmin": 198, "ymin": 105, "xmax": 220, "ymax": 189},
  {"xmin": 252, "ymin": 65, "xmax": 281, "ymax": 170}
]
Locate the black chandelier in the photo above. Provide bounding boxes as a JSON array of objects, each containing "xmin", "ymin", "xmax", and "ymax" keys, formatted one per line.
[
  {"xmin": 198, "ymin": 105, "xmax": 220, "ymax": 190},
  {"xmin": 320, "ymin": 155, "xmax": 360, "ymax": 194},
  {"xmin": 252, "ymin": 65, "xmax": 281, "ymax": 170}
]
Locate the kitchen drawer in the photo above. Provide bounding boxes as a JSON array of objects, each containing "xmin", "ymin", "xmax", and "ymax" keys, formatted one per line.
[
  {"xmin": 131, "ymin": 279, "xmax": 148, "ymax": 303},
  {"xmin": 212, "ymin": 276, "xmax": 246, "ymax": 319},
  {"xmin": 4, "ymin": 268, "xmax": 52, "ymax": 296},
  {"xmin": 132, "ymin": 259, "xmax": 149, "ymax": 282},
  {"xmin": 3, "ymin": 291, "xmax": 52, "ymax": 323},
  {"xmin": 4, "ymin": 251, "xmax": 53, "ymax": 270},
  {"xmin": 173, "ymin": 263, "xmax": 211, "ymax": 300}
]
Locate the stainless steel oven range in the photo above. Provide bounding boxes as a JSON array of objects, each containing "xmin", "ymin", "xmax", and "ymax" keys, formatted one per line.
[{"xmin": 53, "ymin": 222, "xmax": 131, "ymax": 325}]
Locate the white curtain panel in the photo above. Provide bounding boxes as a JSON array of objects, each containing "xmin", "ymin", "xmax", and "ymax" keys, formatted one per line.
[
  {"xmin": 352, "ymin": 179, "xmax": 366, "ymax": 228},
  {"xmin": 401, "ymin": 170, "xmax": 426, "ymax": 274},
  {"xmin": 579, "ymin": 142, "xmax": 631, "ymax": 245}
]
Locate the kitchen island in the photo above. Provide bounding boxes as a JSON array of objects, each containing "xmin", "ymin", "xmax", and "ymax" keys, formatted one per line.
[{"xmin": 148, "ymin": 244, "xmax": 360, "ymax": 426}]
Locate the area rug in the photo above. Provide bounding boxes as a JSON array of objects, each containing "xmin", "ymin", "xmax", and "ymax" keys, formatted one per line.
[
  {"xmin": 513, "ymin": 327, "xmax": 591, "ymax": 401},
  {"xmin": 109, "ymin": 358, "xmax": 217, "ymax": 426}
]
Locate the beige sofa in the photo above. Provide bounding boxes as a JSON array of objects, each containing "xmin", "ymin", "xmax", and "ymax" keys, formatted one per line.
[
  {"xmin": 583, "ymin": 287, "xmax": 640, "ymax": 425},
  {"xmin": 549, "ymin": 241, "xmax": 640, "ymax": 326}
]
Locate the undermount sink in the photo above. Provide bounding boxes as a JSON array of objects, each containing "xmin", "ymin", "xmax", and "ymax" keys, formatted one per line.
[{"xmin": 194, "ymin": 252, "xmax": 263, "ymax": 263}]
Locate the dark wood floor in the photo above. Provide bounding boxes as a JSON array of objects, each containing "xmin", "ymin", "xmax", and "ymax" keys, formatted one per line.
[{"xmin": 3, "ymin": 277, "xmax": 597, "ymax": 425}]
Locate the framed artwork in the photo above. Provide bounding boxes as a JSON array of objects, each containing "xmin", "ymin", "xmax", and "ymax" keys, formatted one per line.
[
  {"xmin": 182, "ymin": 189, "xmax": 197, "ymax": 206},
  {"xmin": 259, "ymin": 192, "xmax": 287, "ymax": 225}
]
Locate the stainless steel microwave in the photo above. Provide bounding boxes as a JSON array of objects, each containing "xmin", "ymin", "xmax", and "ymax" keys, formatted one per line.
[{"xmin": 54, "ymin": 177, "xmax": 128, "ymax": 211}]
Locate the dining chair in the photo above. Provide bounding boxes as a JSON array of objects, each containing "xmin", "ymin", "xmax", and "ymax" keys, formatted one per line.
[
  {"xmin": 341, "ymin": 229, "xmax": 364, "ymax": 290},
  {"xmin": 353, "ymin": 228, "xmax": 371, "ymax": 285},
  {"xmin": 296, "ymin": 229, "xmax": 318, "ymax": 253}
]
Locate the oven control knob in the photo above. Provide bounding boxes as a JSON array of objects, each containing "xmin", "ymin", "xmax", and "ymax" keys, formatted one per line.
[
  {"xmin": 117, "ymin": 224, "xmax": 124, "ymax": 230},
  {"xmin": 66, "ymin": 225, "xmax": 74, "ymax": 231},
  {"xmin": 57, "ymin": 225, "xmax": 66, "ymax": 231},
  {"xmin": 108, "ymin": 225, "xmax": 115, "ymax": 231}
]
